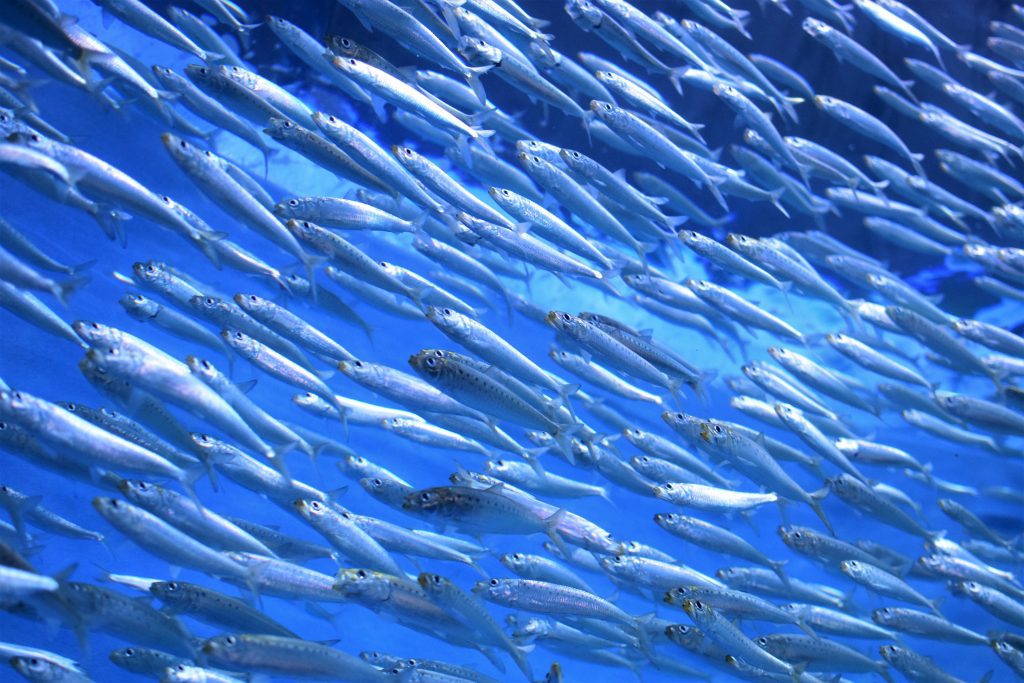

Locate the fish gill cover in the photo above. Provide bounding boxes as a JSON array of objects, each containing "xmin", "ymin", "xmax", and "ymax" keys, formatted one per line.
[{"xmin": 0, "ymin": 0, "xmax": 1022, "ymax": 681}]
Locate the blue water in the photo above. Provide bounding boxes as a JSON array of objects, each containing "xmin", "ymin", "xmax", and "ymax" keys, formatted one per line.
[{"xmin": 1, "ymin": 0, "xmax": 1023, "ymax": 681}]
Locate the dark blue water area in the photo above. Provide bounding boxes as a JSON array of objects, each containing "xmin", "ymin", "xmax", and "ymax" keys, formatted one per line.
[{"xmin": 0, "ymin": 0, "xmax": 1022, "ymax": 681}]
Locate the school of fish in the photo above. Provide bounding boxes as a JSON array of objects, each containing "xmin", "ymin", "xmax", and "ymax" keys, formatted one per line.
[{"xmin": 0, "ymin": 0, "xmax": 1023, "ymax": 681}]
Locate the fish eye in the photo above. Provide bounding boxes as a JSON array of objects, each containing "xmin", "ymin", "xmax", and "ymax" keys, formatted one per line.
[
  {"xmin": 502, "ymin": 189, "xmax": 511, "ymax": 196},
  {"xmin": 489, "ymin": 579, "xmax": 499, "ymax": 586},
  {"xmin": 288, "ymin": 199, "xmax": 298, "ymax": 206},
  {"xmin": 664, "ymin": 483, "xmax": 673, "ymax": 490},
  {"xmin": 109, "ymin": 499, "xmax": 119, "ymax": 508},
  {"xmin": 356, "ymin": 569, "xmax": 366, "ymax": 578},
  {"xmin": 283, "ymin": 120, "xmax": 293, "ymax": 127},
  {"xmin": 124, "ymin": 649, "xmax": 135, "ymax": 656},
  {"xmin": 442, "ymin": 308, "xmax": 452, "ymax": 315},
  {"xmin": 310, "ymin": 501, "xmax": 321, "ymax": 511},
  {"xmin": 205, "ymin": 297, "xmax": 214, "ymax": 305},
  {"xmin": 793, "ymin": 531, "xmax": 801, "ymax": 539},
  {"xmin": 432, "ymin": 575, "xmax": 441, "ymax": 584},
  {"xmin": 348, "ymin": 58, "xmax": 357, "ymax": 65},
  {"xmin": 694, "ymin": 600, "xmax": 703, "ymax": 609},
  {"xmin": 354, "ymin": 360, "xmax": 363, "ymax": 368},
  {"xmin": 757, "ymin": 637, "xmax": 768, "ymax": 645},
  {"xmin": 424, "ymin": 357, "xmax": 436, "ymax": 368},
  {"xmin": 249, "ymin": 295, "xmax": 258, "ymax": 302},
  {"xmin": 224, "ymin": 635, "xmax": 237, "ymax": 645},
  {"xmin": 66, "ymin": 403, "xmax": 76, "ymax": 411},
  {"xmin": 202, "ymin": 360, "xmax": 211, "ymax": 369}
]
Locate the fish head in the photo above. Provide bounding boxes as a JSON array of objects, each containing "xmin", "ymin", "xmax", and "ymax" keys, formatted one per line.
[
  {"xmin": 117, "ymin": 479, "xmax": 163, "ymax": 505},
  {"xmin": 416, "ymin": 572, "xmax": 446, "ymax": 592},
  {"xmin": 801, "ymin": 17, "xmax": 831, "ymax": 37},
  {"xmin": 948, "ymin": 580, "xmax": 980, "ymax": 598},
  {"xmin": 83, "ymin": 345, "xmax": 134, "ymax": 378},
  {"xmin": 872, "ymin": 607, "xmax": 897, "ymax": 625},
  {"xmin": 773, "ymin": 402, "xmax": 800, "ymax": 425},
  {"xmin": 826, "ymin": 474, "xmax": 857, "ymax": 499},
  {"xmin": 711, "ymin": 82, "xmax": 740, "ymax": 103},
  {"xmin": 766, "ymin": 347, "xmax": 789, "ymax": 364},
  {"xmin": 599, "ymin": 554, "xmax": 632, "ymax": 577},
  {"xmin": 425, "ymin": 306, "xmax": 471, "ymax": 337},
  {"xmin": 233, "ymin": 293, "xmax": 271, "ymax": 318},
  {"xmin": 565, "ymin": 0, "xmax": 602, "ymax": 27},
  {"xmin": 71, "ymin": 319, "xmax": 121, "ymax": 349},
  {"xmin": 544, "ymin": 310, "xmax": 581, "ymax": 335},
  {"xmin": 621, "ymin": 427, "xmax": 646, "ymax": 447},
  {"xmin": 183, "ymin": 63, "xmax": 216, "ymax": 86},
  {"xmin": 263, "ymin": 116, "xmax": 300, "ymax": 140},
  {"xmin": 342, "ymin": 454, "xmax": 372, "ymax": 476},
  {"xmin": 185, "ymin": 355, "xmax": 220, "ymax": 384},
  {"xmin": 91, "ymin": 496, "xmax": 135, "ymax": 525},
  {"xmin": 588, "ymin": 100, "xmax": 616, "ymax": 123},
  {"xmin": 10, "ymin": 656, "xmax": 63, "ymax": 680},
  {"xmin": 275, "ymin": 198, "xmax": 313, "ymax": 221},
  {"xmin": 992, "ymin": 641, "xmax": 1017, "ymax": 663},
  {"xmin": 328, "ymin": 36, "xmax": 359, "ymax": 57},
  {"xmin": 456, "ymin": 35, "xmax": 500, "ymax": 67},
  {"xmin": 161, "ymin": 132, "xmax": 210, "ymax": 172},
  {"xmin": 293, "ymin": 498, "xmax": 328, "ymax": 520},
  {"xmin": 698, "ymin": 420, "xmax": 730, "ymax": 447},
  {"xmin": 131, "ymin": 260, "xmax": 169, "ymax": 288},
  {"xmin": 499, "ymin": 552, "xmax": 528, "ymax": 572},
  {"xmin": 334, "ymin": 568, "xmax": 390, "ymax": 600},
  {"xmin": 526, "ymin": 40, "xmax": 558, "ymax": 67},
  {"xmin": 391, "ymin": 144, "xmax": 422, "ymax": 170},
  {"xmin": 681, "ymin": 598, "xmax": 710, "ymax": 620},
  {"xmin": 337, "ymin": 359, "xmax": 377, "ymax": 383},
  {"xmin": 147, "ymin": 63, "xmax": 181, "ymax": 87},
  {"xmin": 202, "ymin": 634, "xmax": 243, "ymax": 661},
  {"xmin": 813, "ymin": 95, "xmax": 836, "ymax": 110},
  {"xmin": 664, "ymin": 624, "xmax": 702, "ymax": 649},
  {"xmin": 5, "ymin": 130, "xmax": 49, "ymax": 153},
  {"xmin": 473, "ymin": 577, "xmax": 512, "ymax": 601},
  {"xmin": 838, "ymin": 559, "xmax": 864, "ymax": 578},
  {"xmin": 221, "ymin": 329, "xmax": 258, "ymax": 356},
  {"xmin": 148, "ymin": 579, "xmax": 187, "ymax": 603},
  {"xmin": 652, "ymin": 482, "xmax": 682, "ymax": 502},
  {"xmin": 263, "ymin": 15, "xmax": 293, "ymax": 35},
  {"xmin": 485, "ymin": 458, "xmax": 512, "ymax": 476},
  {"xmin": 558, "ymin": 148, "xmax": 588, "ymax": 172},
  {"xmin": 189, "ymin": 432, "xmax": 226, "ymax": 455},
  {"xmin": 118, "ymin": 293, "xmax": 158, "ymax": 319},
  {"xmin": 777, "ymin": 525, "xmax": 814, "ymax": 550}
]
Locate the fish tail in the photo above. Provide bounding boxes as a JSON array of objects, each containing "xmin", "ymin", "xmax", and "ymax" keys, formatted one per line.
[
  {"xmin": 510, "ymin": 644, "xmax": 534, "ymax": 682},
  {"xmin": 465, "ymin": 65, "xmax": 492, "ymax": 105},
  {"xmin": 93, "ymin": 204, "xmax": 130, "ymax": 244},
  {"xmin": 796, "ymin": 618, "xmax": 818, "ymax": 639},
  {"xmin": 54, "ymin": 273, "xmax": 91, "ymax": 307},
  {"xmin": 770, "ymin": 559, "xmax": 791, "ymax": 589},
  {"xmin": 809, "ymin": 491, "xmax": 835, "ymax": 537}
]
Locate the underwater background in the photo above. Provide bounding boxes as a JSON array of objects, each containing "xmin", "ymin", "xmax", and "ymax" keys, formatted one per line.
[{"xmin": 1, "ymin": 0, "xmax": 1023, "ymax": 681}]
